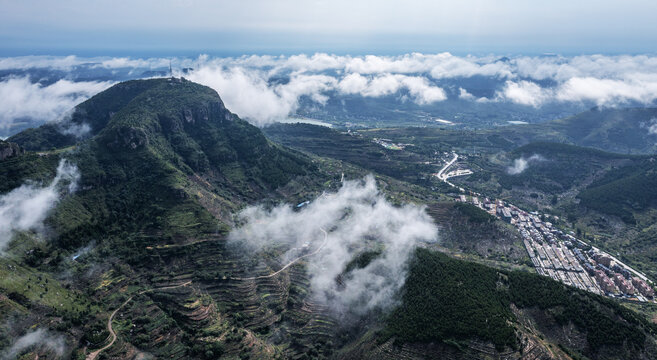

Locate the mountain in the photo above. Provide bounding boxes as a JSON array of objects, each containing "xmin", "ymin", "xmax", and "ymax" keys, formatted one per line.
[
  {"xmin": 2, "ymin": 79, "xmax": 657, "ymax": 359},
  {"xmin": 538, "ymin": 108, "xmax": 657, "ymax": 154},
  {"xmin": 487, "ymin": 107, "xmax": 657, "ymax": 155},
  {"xmin": 0, "ymin": 78, "xmax": 326, "ymax": 359}
]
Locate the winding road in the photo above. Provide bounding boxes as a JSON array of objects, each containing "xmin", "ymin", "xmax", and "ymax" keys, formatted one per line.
[
  {"xmin": 87, "ymin": 228, "xmax": 329, "ymax": 359},
  {"xmin": 86, "ymin": 281, "xmax": 192, "ymax": 360},
  {"xmin": 436, "ymin": 152, "xmax": 458, "ymax": 181},
  {"xmin": 231, "ymin": 227, "xmax": 329, "ymax": 281}
]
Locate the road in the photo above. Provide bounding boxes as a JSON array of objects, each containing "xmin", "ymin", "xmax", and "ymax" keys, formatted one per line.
[
  {"xmin": 436, "ymin": 152, "xmax": 458, "ymax": 180},
  {"xmin": 435, "ymin": 152, "xmax": 465, "ymax": 191},
  {"xmin": 86, "ymin": 281, "xmax": 192, "ymax": 360},
  {"xmin": 231, "ymin": 228, "xmax": 328, "ymax": 281},
  {"xmin": 88, "ymin": 227, "xmax": 330, "ymax": 359}
]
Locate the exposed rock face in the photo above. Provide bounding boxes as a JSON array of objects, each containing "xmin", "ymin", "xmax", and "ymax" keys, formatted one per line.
[{"xmin": 0, "ymin": 140, "xmax": 23, "ymax": 160}]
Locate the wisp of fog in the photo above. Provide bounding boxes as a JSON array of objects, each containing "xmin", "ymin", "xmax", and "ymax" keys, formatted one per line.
[
  {"xmin": 1, "ymin": 328, "xmax": 65, "ymax": 360},
  {"xmin": 507, "ymin": 154, "xmax": 545, "ymax": 175},
  {"xmin": 0, "ymin": 159, "xmax": 79, "ymax": 251},
  {"xmin": 228, "ymin": 175, "xmax": 438, "ymax": 317}
]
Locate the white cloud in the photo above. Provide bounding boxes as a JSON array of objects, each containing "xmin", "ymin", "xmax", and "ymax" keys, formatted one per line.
[
  {"xmin": 228, "ymin": 175, "xmax": 438, "ymax": 316},
  {"xmin": 185, "ymin": 53, "xmax": 657, "ymax": 120},
  {"xmin": 0, "ymin": 159, "xmax": 80, "ymax": 251},
  {"xmin": 0, "ymin": 55, "xmax": 84, "ymax": 71},
  {"xmin": 400, "ymin": 76, "xmax": 447, "ymax": 104},
  {"xmin": 513, "ymin": 55, "xmax": 657, "ymax": 82},
  {"xmin": 188, "ymin": 67, "xmax": 446, "ymax": 125},
  {"xmin": 555, "ymin": 76, "xmax": 657, "ymax": 106},
  {"xmin": 0, "ymin": 55, "xmax": 175, "ymax": 71},
  {"xmin": 507, "ymin": 154, "xmax": 545, "ymax": 175},
  {"xmin": 4, "ymin": 53, "xmax": 657, "ymax": 127},
  {"xmin": 94, "ymin": 57, "xmax": 170, "ymax": 69},
  {"xmin": 1, "ymin": 328, "xmax": 65, "ymax": 360},
  {"xmin": 186, "ymin": 66, "xmax": 337, "ymax": 126},
  {"xmin": 646, "ymin": 118, "xmax": 657, "ymax": 135},
  {"xmin": 458, "ymin": 87, "xmax": 475, "ymax": 100},
  {"xmin": 0, "ymin": 77, "xmax": 113, "ymax": 130},
  {"xmin": 337, "ymin": 73, "xmax": 445, "ymax": 104},
  {"xmin": 499, "ymin": 80, "xmax": 551, "ymax": 107}
]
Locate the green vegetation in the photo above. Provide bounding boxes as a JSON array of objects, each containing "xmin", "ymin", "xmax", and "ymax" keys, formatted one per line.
[
  {"xmin": 578, "ymin": 160, "xmax": 657, "ymax": 224},
  {"xmin": 496, "ymin": 142, "xmax": 637, "ymax": 193},
  {"xmin": 384, "ymin": 248, "xmax": 516, "ymax": 351},
  {"xmin": 264, "ymin": 123, "xmax": 435, "ymax": 185},
  {"xmin": 453, "ymin": 202, "xmax": 495, "ymax": 223},
  {"xmin": 0, "ymin": 152, "xmax": 61, "ymax": 192},
  {"xmin": 384, "ymin": 248, "xmax": 657, "ymax": 358}
]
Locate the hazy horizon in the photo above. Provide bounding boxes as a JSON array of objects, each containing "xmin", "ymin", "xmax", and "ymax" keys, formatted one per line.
[{"xmin": 2, "ymin": 0, "xmax": 657, "ymax": 56}]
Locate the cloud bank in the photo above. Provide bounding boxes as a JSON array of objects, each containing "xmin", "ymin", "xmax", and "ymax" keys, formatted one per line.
[
  {"xmin": 3, "ymin": 53, "xmax": 657, "ymax": 127},
  {"xmin": 228, "ymin": 175, "xmax": 438, "ymax": 316},
  {"xmin": 0, "ymin": 76, "xmax": 113, "ymax": 130},
  {"xmin": 507, "ymin": 154, "xmax": 545, "ymax": 175},
  {"xmin": 0, "ymin": 159, "xmax": 80, "ymax": 251},
  {"xmin": 186, "ymin": 66, "xmax": 447, "ymax": 126},
  {"xmin": 168, "ymin": 53, "xmax": 657, "ymax": 124}
]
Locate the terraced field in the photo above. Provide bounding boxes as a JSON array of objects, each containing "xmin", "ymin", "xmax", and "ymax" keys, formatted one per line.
[{"xmin": 113, "ymin": 236, "xmax": 340, "ymax": 358}]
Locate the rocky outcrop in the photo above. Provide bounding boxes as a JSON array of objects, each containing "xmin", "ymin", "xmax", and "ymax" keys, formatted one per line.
[{"xmin": 0, "ymin": 140, "xmax": 24, "ymax": 160}]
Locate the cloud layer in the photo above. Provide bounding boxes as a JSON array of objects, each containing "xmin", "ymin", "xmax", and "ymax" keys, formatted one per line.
[
  {"xmin": 228, "ymin": 175, "xmax": 438, "ymax": 316},
  {"xmin": 3, "ymin": 53, "xmax": 657, "ymax": 128},
  {"xmin": 163, "ymin": 53, "xmax": 657, "ymax": 124},
  {"xmin": 0, "ymin": 159, "xmax": 80, "ymax": 251},
  {"xmin": 0, "ymin": 76, "xmax": 113, "ymax": 130}
]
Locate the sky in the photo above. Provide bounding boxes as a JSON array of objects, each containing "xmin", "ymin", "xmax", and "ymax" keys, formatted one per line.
[{"xmin": 1, "ymin": 0, "xmax": 657, "ymax": 56}]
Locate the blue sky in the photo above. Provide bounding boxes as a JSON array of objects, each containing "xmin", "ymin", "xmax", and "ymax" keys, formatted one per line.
[{"xmin": 1, "ymin": 0, "xmax": 657, "ymax": 56}]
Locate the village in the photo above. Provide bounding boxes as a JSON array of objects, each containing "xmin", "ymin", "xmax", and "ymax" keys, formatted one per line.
[
  {"xmin": 436, "ymin": 152, "xmax": 655, "ymax": 303},
  {"xmin": 457, "ymin": 194, "xmax": 655, "ymax": 302}
]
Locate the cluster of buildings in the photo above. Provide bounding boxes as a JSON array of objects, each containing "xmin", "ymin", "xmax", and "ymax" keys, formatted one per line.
[
  {"xmin": 457, "ymin": 195, "xmax": 655, "ymax": 302},
  {"xmin": 371, "ymin": 138, "xmax": 409, "ymax": 150},
  {"xmin": 588, "ymin": 253, "xmax": 654, "ymax": 298}
]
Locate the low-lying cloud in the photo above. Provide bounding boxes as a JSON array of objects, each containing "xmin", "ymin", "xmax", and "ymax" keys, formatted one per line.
[
  {"xmin": 507, "ymin": 154, "xmax": 545, "ymax": 175},
  {"xmin": 1, "ymin": 328, "xmax": 66, "ymax": 360},
  {"xmin": 0, "ymin": 76, "xmax": 113, "ymax": 130},
  {"xmin": 499, "ymin": 76, "xmax": 657, "ymax": 107},
  {"xmin": 648, "ymin": 118, "xmax": 657, "ymax": 135},
  {"xmin": 3, "ymin": 53, "xmax": 657, "ymax": 128},
  {"xmin": 0, "ymin": 159, "xmax": 80, "ymax": 251},
  {"xmin": 186, "ymin": 67, "xmax": 447, "ymax": 126},
  {"xmin": 228, "ymin": 175, "xmax": 438, "ymax": 316}
]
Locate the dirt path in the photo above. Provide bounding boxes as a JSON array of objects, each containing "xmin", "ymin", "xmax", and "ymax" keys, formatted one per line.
[
  {"xmin": 87, "ymin": 227, "xmax": 328, "ymax": 358},
  {"xmin": 231, "ymin": 228, "xmax": 328, "ymax": 281},
  {"xmin": 86, "ymin": 281, "xmax": 192, "ymax": 360}
]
